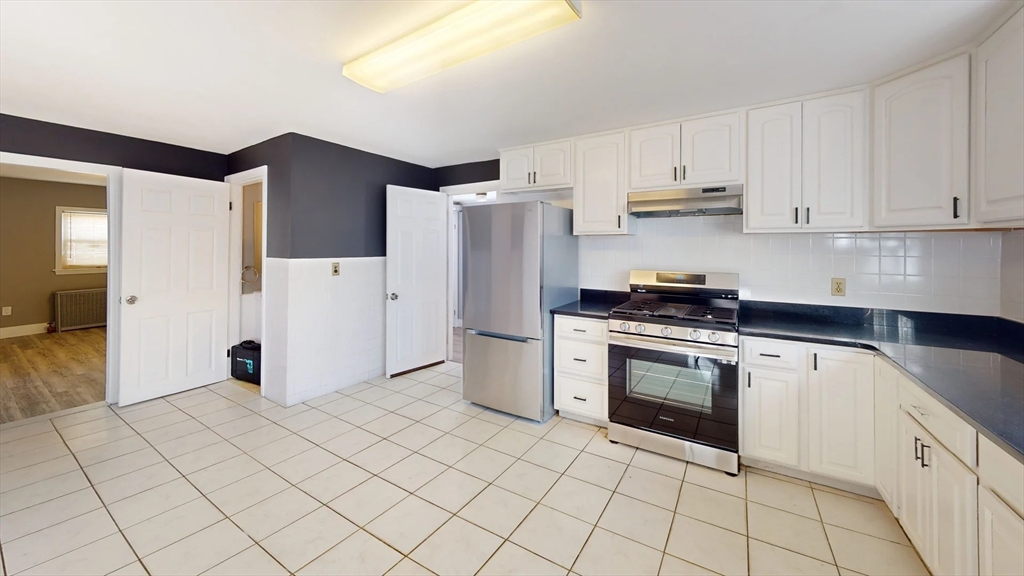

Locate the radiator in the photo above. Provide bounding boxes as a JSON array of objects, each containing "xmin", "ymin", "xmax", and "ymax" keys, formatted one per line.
[{"xmin": 54, "ymin": 288, "xmax": 107, "ymax": 332}]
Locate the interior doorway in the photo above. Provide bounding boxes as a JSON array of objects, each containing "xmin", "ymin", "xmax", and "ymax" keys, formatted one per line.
[
  {"xmin": 0, "ymin": 164, "xmax": 110, "ymax": 423},
  {"xmin": 227, "ymin": 167, "xmax": 268, "ymax": 397}
]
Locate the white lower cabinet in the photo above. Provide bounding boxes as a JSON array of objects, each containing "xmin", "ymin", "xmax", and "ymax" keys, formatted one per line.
[
  {"xmin": 874, "ymin": 358, "xmax": 900, "ymax": 515},
  {"xmin": 742, "ymin": 366, "xmax": 800, "ymax": 467},
  {"xmin": 979, "ymin": 486, "xmax": 1024, "ymax": 576},
  {"xmin": 899, "ymin": 411, "xmax": 934, "ymax": 557},
  {"xmin": 553, "ymin": 316, "xmax": 608, "ymax": 422},
  {"xmin": 806, "ymin": 347, "xmax": 874, "ymax": 484}
]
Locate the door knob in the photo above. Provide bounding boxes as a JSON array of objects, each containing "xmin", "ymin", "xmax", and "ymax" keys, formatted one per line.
[
  {"xmin": 125, "ymin": 295, "xmax": 138, "ymax": 305},
  {"xmin": 389, "ymin": 293, "xmax": 399, "ymax": 301}
]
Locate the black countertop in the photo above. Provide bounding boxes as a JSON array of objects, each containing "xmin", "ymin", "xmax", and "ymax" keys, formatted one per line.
[{"xmin": 552, "ymin": 296, "xmax": 1024, "ymax": 462}]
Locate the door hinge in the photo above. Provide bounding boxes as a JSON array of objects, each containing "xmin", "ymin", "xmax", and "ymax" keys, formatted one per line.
[{"xmin": 813, "ymin": 353, "xmax": 818, "ymax": 370}]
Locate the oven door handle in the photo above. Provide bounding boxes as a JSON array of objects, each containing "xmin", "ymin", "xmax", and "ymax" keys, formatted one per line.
[{"xmin": 608, "ymin": 334, "xmax": 738, "ymax": 363}]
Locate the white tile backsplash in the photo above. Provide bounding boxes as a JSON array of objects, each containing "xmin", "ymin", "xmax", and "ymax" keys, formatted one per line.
[
  {"xmin": 1000, "ymin": 230, "xmax": 1024, "ymax": 323},
  {"xmin": 579, "ymin": 217, "xmax": 1003, "ymax": 316}
]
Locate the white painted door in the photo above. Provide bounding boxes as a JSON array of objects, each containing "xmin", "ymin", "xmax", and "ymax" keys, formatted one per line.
[
  {"xmin": 745, "ymin": 103, "xmax": 802, "ymax": 230},
  {"xmin": 533, "ymin": 140, "xmax": 572, "ymax": 188},
  {"xmin": 899, "ymin": 411, "xmax": 933, "ymax": 559},
  {"xmin": 574, "ymin": 132, "xmax": 626, "ymax": 234},
  {"xmin": 807, "ymin": 348, "xmax": 874, "ymax": 484},
  {"xmin": 873, "ymin": 55, "xmax": 970, "ymax": 227},
  {"xmin": 742, "ymin": 366, "xmax": 800, "ymax": 467},
  {"xmin": 500, "ymin": 147, "xmax": 534, "ymax": 190},
  {"xmin": 975, "ymin": 9, "xmax": 1024, "ymax": 223},
  {"xmin": 929, "ymin": 438, "xmax": 979, "ymax": 576},
  {"xmin": 978, "ymin": 485, "xmax": 1024, "ymax": 576},
  {"xmin": 680, "ymin": 112, "xmax": 742, "ymax": 185},
  {"xmin": 386, "ymin": 185, "xmax": 447, "ymax": 376},
  {"xmin": 629, "ymin": 122, "xmax": 680, "ymax": 190},
  {"xmin": 803, "ymin": 90, "xmax": 867, "ymax": 229},
  {"xmin": 119, "ymin": 169, "xmax": 230, "ymax": 405},
  {"xmin": 874, "ymin": 358, "xmax": 900, "ymax": 516}
]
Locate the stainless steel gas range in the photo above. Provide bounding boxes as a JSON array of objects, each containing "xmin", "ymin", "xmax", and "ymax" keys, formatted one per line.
[{"xmin": 606, "ymin": 270, "xmax": 740, "ymax": 475}]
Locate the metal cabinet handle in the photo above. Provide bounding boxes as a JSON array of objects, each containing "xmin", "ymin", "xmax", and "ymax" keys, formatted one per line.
[
  {"xmin": 674, "ymin": 166, "xmax": 678, "ymax": 182},
  {"xmin": 953, "ymin": 196, "xmax": 960, "ymax": 219},
  {"xmin": 747, "ymin": 372, "xmax": 751, "ymax": 388},
  {"xmin": 573, "ymin": 396, "xmax": 588, "ymax": 402},
  {"xmin": 920, "ymin": 443, "xmax": 930, "ymax": 468},
  {"xmin": 759, "ymin": 353, "xmax": 781, "ymax": 358},
  {"xmin": 572, "ymin": 329, "xmax": 587, "ymax": 333},
  {"xmin": 533, "ymin": 171, "xmax": 537, "ymax": 185},
  {"xmin": 914, "ymin": 436, "xmax": 922, "ymax": 461},
  {"xmin": 806, "ymin": 207, "xmax": 810, "ymax": 225},
  {"xmin": 794, "ymin": 207, "xmax": 799, "ymax": 224},
  {"xmin": 572, "ymin": 358, "xmax": 587, "ymax": 363},
  {"xmin": 682, "ymin": 165, "xmax": 686, "ymax": 180},
  {"xmin": 813, "ymin": 353, "xmax": 818, "ymax": 371},
  {"xmin": 618, "ymin": 215, "xmax": 622, "ymax": 228}
]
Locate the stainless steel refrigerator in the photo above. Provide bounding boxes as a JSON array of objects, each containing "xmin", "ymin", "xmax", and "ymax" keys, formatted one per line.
[{"xmin": 461, "ymin": 201, "xmax": 578, "ymax": 422}]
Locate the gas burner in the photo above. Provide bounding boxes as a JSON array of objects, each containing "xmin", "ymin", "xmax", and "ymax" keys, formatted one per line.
[
  {"xmin": 611, "ymin": 300, "xmax": 665, "ymax": 317},
  {"xmin": 683, "ymin": 306, "xmax": 738, "ymax": 324}
]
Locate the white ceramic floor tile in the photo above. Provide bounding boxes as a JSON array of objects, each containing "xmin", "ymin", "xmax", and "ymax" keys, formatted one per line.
[
  {"xmin": 66, "ymin": 425, "xmax": 139, "ymax": 453},
  {"xmin": 141, "ymin": 419, "xmax": 207, "ymax": 446},
  {"xmin": 82, "ymin": 447, "xmax": 163, "ymax": 484},
  {"xmin": 814, "ymin": 490, "xmax": 909, "ymax": 545},
  {"xmin": 458, "ymin": 485, "xmax": 537, "ymax": 538},
  {"xmin": 130, "ymin": 410, "xmax": 194, "ymax": 434},
  {"xmin": 18, "ymin": 532, "xmax": 137, "ymax": 576},
  {"xmin": 418, "ymin": 434, "xmax": 479, "ymax": 466},
  {"xmin": 141, "ymin": 519, "xmax": 254, "ymax": 576},
  {"xmin": 0, "ymin": 487, "xmax": 102, "ymax": 543},
  {"xmin": 349, "ymin": 440, "xmax": 413, "ymax": 474},
  {"xmin": 362, "ymin": 413, "xmax": 417, "ymax": 438},
  {"xmin": 385, "ymin": 557, "xmax": 435, "ymax": 576},
  {"xmin": 232, "ymin": 487, "xmax": 322, "ymax": 541},
  {"xmin": 168, "ymin": 390, "xmax": 223, "ymax": 410},
  {"xmin": 420, "ymin": 409, "xmax": 473, "ymax": 433},
  {"xmin": 93, "ymin": 462, "xmax": 181, "ymax": 505},
  {"xmin": 109, "ymin": 560, "xmax": 149, "ymax": 575},
  {"xmin": 350, "ymin": 386, "xmax": 395, "ymax": 404},
  {"xmin": 747, "ymin": 472, "xmax": 820, "ymax": 519},
  {"xmin": 229, "ymin": 424, "xmax": 292, "ymax": 452},
  {"xmin": 824, "ymin": 525, "xmax": 928, "ymax": 576},
  {"xmin": 124, "ymin": 497, "xmax": 225, "ymax": 557},
  {"xmin": 50, "ymin": 406, "xmax": 114, "ymax": 430},
  {"xmin": 56, "ymin": 415, "xmax": 124, "ymax": 441},
  {"xmin": 446, "ymin": 400, "xmax": 486, "ymax": 418},
  {"xmin": 507, "ymin": 416, "xmax": 560, "ymax": 438},
  {"xmin": 296, "ymin": 418, "xmax": 355, "ymax": 445},
  {"xmin": 493, "ymin": 460, "xmax": 561, "ymax": 501},
  {"xmin": 170, "ymin": 441, "xmax": 244, "ymax": 475},
  {"xmin": 453, "ymin": 446, "xmax": 517, "ymax": 482},
  {"xmin": 260, "ymin": 507, "xmax": 357, "ymax": 572},
  {"xmin": 0, "ymin": 430, "xmax": 64, "ymax": 459},
  {"xmin": 676, "ymin": 482, "xmax": 747, "ymax": 535},
  {"xmin": 665, "ymin": 514, "xmax": 747, "ymax": 576},
  {"xmin": 74, "ymin": 436, "xmax": 147, "ymax": 467},
  {"xmin": 402, "ymin": 383, "xmax": 444, "ymax": 400},
  {"xmin": 316, "ymin": 396, "xmax": 367, "ymax": 417},
  {"xmin": 415, "ymin": 468, "xmax": 487, "ymax": 513},
  {"xmin": 297, "ymin": 461, "xmax": 373, "ymax": 504},
  {"xmin": 583, "ymin": 434, "xmax": 636, "ymax": 464},
  {"xmin": 372, "ymin": 392, "xmax": 418, "ymax": 412},
  {"xmin": 422, "ymin": 389, "xmax": 462, "ymax": 407},
  {"xmin": 206, "ymin": 469, "xmax": 290, "ymax": 516},
  {"xmin": 260, "ymin": 403, "xmax": 312, "ymax": 422},
  {"xmin": 658, "ymin": 554, "xmax": 718, "ymax": 575},
  {"xmin": 186, "ymin": 454, "xmax": 265, "ymax": 495},
  {"xmin": 450, "ymin": 418, "xmax": 504, "ymax": 444},
  {"xmin": 338, "ymin": 404, "xmax": 391, "ymax": 427},
  {"xmin": 155, "ymin": 429, "xmax": 223, "ymax": 460},
  {"xmin": 748, "ymin": 467, "xmax": 812, "ymax": 486},
  {"xmin": 377, "ymin": 453, "xmax": 446, "ymax": 492},
  {"xmin": 424, "ymin": 373, "xmax": 459, "ymax": 389},
  {"xmin": 564, "ymin": 452, "xmax": 628, "ymax": 491},
  {"xmin": 328, "ymin": 476, "xmax": 409, "ymax": 526},
  {"xmin": 181, "ymin": 397, "xmax": 239, "ymax": 418},
  {"xmin": 483, "ymin": 428, "xmax": 540, "ymax": 458},
  {"xmin": 572, "ymin": 527, "xmax": 664, "ymax": 576},
  {"xmin": 2, "ymin": 508, "xmax": 118, "ymax": 574},
  {"xmin": 270, "ymin": 446, "xmax": 341, "ymax": 484},
  {"xmin": 748, "ymin": 539, "xmax": 840, "ymax": 576},
  {"xmin": 683, "ymin": 464, "xmax": 746, "ymax": 499},
  {"xmin": 479, "ymin": 542, "xmax": 569, "ymax": 576},
  {"xmin": 541, "ymin": 475, "xmax": 612, "ymax": 524},
  {"xmin": 0, "ymin": 421, "xmax": 54, "ymax": 445},
  {"xmin": 0, "ymin": 440, "xmax": 71, "ymax": 474},
  {"xmin": 248, "ymin": 434, "xmax": 316, "ymax": 467},
  {"xmin": 521, "ymin": 439, "xmax": 581, "ymax": 473},
  {"xmin": 297, "ymin": 529, "xmax": 402, "ymax": 576},
  {"xmin": 204, "ymin": 545, "xmax": 288, "ymax": 575},
  {"xmin": 630, "ymin": 449, "xmax": 689, "ymax": 480},
  {"xmin": 0, "ymin": 469, "xmax": 90, "ymax": 515},
  {"xmin": 106, "ymin": 477, "xmax": 202, "ymax": 529},
  {"xmin": 276, "ymin": 408, "xmax": 332, "ymax": 433},
  {"xmin": 411, "ymin": 516, "xmax": 503, "ymax": 576},
  {"xmin": 320, "ymin": 428, "xmax": 382, "ymax": 459},
  {"xmin": 394, "ymin": 400, "xmax": 444, "ymax": 422},
  {"xmin": 509, "ymin": 505, "xmax": 593, "ymax": 569},
  {"xmin": 615, "ymin": 466, "xmax": 682, "ymax": 511},
  {"xmin": 597, "ymin": 493, "xmax": 674, "ymax": 551},
  {"xmin": 543, "ymin": 421, "xmax": 598, "ymax": 450},
  {"xmin": 198, "ymin": 406, "xmax": 257, "ymax": 430},
  {"xmin": 116, "ymin": 401, "xmax": 177, "ymax": 423},
  {"xmin": 389, "ymin": 422, "xmax": 445, "ymax": 452},
  {"xmin": 366, "ymin": 495, "xmax": 452, "ymax": 554},
  {"xmin": 747, "ymin": 502, "xmax": 833, "ymax": 564},
  {"xmin": 0, "ymin": 454, "xmax": 79, "ymax": 493}
]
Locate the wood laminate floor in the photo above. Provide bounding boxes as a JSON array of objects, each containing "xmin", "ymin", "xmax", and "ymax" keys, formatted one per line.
[{"xmin": 0, "ymin": 327, "xmax": 106, "ymax": 424}]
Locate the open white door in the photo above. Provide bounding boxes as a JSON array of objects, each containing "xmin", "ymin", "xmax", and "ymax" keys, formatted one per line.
[
  {"xmin": 119, "ymin": 169, "xmax": 231, "ymax": 405},
  {"xmin": 386, "ymin": 185, "xmax": 447, "ymax": 376}
]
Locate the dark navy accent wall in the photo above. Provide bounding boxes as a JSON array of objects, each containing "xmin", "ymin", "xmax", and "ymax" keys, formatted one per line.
[
  {"xmin": 0, "ymin": 114, "xmax": 228, "ymax": 181},
  {"xmin": 434, "ymin": 159, "xmax": 499, "ymax": 188},
  {"xmin": 227, "ymin": 134, "xmax": 294, "ymax": 259}
]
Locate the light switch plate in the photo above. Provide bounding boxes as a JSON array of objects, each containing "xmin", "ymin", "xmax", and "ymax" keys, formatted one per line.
[
  {"xmin": 331, "ymin": 262, "xmax": 340, "ymax": 276},
  {"xmin": 1, "ymin": 306, "xmax": 10, "ymax": 316},
  {"xmin": 831, "ymin": 278, "xmax": 846, "ymax": 297}
]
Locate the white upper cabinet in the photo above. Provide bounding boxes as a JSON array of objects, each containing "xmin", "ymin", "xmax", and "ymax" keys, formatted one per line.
[
  {"xmin": 499, "ymin": 140, "xmax": 571, "ymax": 191},
  {"xmin": 574, "ymin": 132, "xmax": 628, "ymax": 235},
  {"xmin": 975, "ymin": 8, "xmax": 1024, "ymax": 223},
  {"xmin": 500, "ymin": 146, "xmax": 533, "ymax": 190},
  {"xmin": 742, "ymin": 366, "xmax": 800, "ymax": 467},
  {"xmin": 803, "ymin": 91, "xmax": 867, "ymax": 229},
  {"xmin": 806, "ymin": 347, "xmax": 874, "ymax": 485},
  {"xmin": 629, "ymin": 122, "xmax": 680, "ymax": 190},
  {"xmin": 746, "ymin": 102, "xmax": 802, "ymax": 230},
  {"xmin": 680, "ymin": 112, "xmax": 742, "ymax": 185},
  {"xmin": 873, "ymin": 54, "xmax": 970, "ymax": 227}
]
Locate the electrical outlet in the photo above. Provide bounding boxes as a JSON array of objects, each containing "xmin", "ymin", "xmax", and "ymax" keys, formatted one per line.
[
  {"xmin": 831, "ymin": 278, "xmax": 846, "ymax": 297},
  {"xmin": 331, "ymin": 262, "xmax": 340, "ymax": 276},
  {"xmin": 1, "ymin": 306, "xmax": 10, "ymax": 316}
]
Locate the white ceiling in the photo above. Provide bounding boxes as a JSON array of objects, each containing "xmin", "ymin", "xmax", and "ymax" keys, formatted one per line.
[{"xmin": 0, "ymin": 1, "xmax": 1016, "ymax": 168}]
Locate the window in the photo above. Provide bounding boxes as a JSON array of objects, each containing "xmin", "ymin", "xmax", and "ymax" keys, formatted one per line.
[{"xmin": 55, "ymin": 206, "xmax": 107, "ymax": 274}]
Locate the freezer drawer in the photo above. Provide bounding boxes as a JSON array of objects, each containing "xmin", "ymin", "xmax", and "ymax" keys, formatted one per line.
[{"xmin": 464, "ymin": 330, "xmax": 545, "ymax": 421}]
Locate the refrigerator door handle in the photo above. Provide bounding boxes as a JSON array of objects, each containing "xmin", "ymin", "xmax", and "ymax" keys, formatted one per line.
[{"xmin": 466, "ymin": 329, "xmax": 530, "ymax": 343}]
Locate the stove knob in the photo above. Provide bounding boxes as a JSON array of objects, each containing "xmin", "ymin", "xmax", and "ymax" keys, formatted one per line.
[
  {"xmin": 661, "ymin": 327, "xmax": 672, "ymax": 337},
  {"xmin": 635, "ymin": 324, "xmax": 646, "ymax": 334},
  {"xmin": 689, "ymin": 329, "xmax": 701, "ymax": 340},
  {"xmin": 619, "ymin": 322, "xmax": 630, "ymax": 331},
  {"xmin": 708, "ymin": 332, "xmax": 721, "ymax": 343}
]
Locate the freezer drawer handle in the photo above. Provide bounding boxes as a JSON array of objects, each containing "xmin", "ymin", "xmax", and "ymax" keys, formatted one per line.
[
  {"xmin": 572, "ymin": 396, "xmax": 588, "ymax": 402},
  {"xmin": 467, "ymin": 330, "xmax": 529, "ymax": 343}
]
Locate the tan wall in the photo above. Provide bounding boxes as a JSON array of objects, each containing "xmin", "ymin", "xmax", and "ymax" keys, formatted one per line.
[
  {"xmin": 242, "ymin": 182, "xmax": 263, "ymax": 294},
  {"xmin": 0, "ymin": 177, "xmax": 107, "ymax": 328}
]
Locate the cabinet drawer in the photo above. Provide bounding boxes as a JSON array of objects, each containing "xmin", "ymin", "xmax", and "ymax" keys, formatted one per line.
[
  {"xmin": 556, "ymin": 376, "xmax": 607, "ymax": 420},
  {"xmin": 554, "ymin": 338, "xmax": 607, "ymax": 381},
  {"xmin": 742, "ymin": 338, "xmax": 801, "ymax": 371},
  {"xmin": 899, "ymin": 376, "xmax": 977, "ymax": 467},
  {"xmin": 979, "ymin": 435, "xmax": 1024, "ymax": 517},
  {"xmin": 555, "ymin": 316, "xmax": 607, "ymax": 343}
]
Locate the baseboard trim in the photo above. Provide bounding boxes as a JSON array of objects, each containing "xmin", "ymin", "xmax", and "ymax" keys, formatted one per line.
[{"xmin": 0, "ymin": 323, "xmax": 49, "ymax": 339}]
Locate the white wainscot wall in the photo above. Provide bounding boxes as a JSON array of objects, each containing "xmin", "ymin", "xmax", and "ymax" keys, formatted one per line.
[
  {"xmin": 1001, "ymin": 229, "xmax": 1024, "ymax": 323},
  {"xmin": 580, "ymin": 216, "xmax": 1003, "ymax": 316},
  {"xmin": 263, "ymin": 256, "xmax": 386, "ymax": 406}
]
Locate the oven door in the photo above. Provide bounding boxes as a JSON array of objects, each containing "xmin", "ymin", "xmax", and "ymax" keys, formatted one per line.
[{"xmin": 607, "ymin": 333, "xmax": 739, "ymax": 452}]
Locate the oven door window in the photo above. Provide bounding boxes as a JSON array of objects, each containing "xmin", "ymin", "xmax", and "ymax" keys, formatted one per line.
[{"xmin": 627, "ymin": 358, "xmax": 712, "ymax": 414}]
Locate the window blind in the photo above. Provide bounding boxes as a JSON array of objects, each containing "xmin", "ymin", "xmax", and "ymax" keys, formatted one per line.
[{"xmin": 61, "ymin": 210, "xmax": 107, "ymax": 268}]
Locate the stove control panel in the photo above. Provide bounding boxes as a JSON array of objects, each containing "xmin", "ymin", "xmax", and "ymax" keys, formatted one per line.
[{"xmin": 607, "ymin": 318, "xmax": 738, "ymax": 347}]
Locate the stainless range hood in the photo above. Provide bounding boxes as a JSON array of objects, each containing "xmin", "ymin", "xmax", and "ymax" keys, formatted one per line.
[{"xmin": 628, "ymin": 184, "xmax": 743, "ymax": 218}]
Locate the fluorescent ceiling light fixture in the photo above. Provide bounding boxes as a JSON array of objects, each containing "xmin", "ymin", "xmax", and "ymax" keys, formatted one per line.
[{"xmin": 343, "ymin": 0, "xmax": 582, "ymax": 93}]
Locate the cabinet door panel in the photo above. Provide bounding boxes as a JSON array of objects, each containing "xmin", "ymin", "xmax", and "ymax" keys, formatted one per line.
[
  {"xmin": 807, "ymin": 348, "xmax": 874, "ymax": 484},
  {"xmin": 574, "ymin": 132, "xmax": 626, "ymax": 234},
  {"xmin": 975, "ymin": 9, "xmax": 1024, "ymax": 223},
  {"xmin": 979, "ymin": 485, "xmax": 1024, "ymax": 576},
  {"xmin": 501, "ymin": 147, "xmax": 533, "ymax": 190},
  {"xmin": 534, "ymin": 141, "xmax": 572, "ymax": 188},
  {"xmin": 742, "ymin": 367, "xmax": 800, "ymax": 467},
  {"xmin": 874, "ymin": 358, "xmax": 900, "ymax": 516},
  {"xmin": 629, "ymin": 123, "xmax": 680, "ymax": 190},
  {"xmin": 745, "ymin": 103, "xmax": 802, "ymax": 230},
  {"xmin": 898, "ymin": 411, "xmax": 932, "ymax": 559},
  {"xmin": 803, "ymin": 90, "xmax": 867, "ymax": 229},
  {"xmin": 680, "ymin": 113, "xmax": 742, "ymax": 185},
  {"xmin": 929, "ymin": 439, "xmax": 979, "ymax": 576},
  {"xmin": 873, "ymin": 55, "xmax": 969, "ymax": 227}
]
